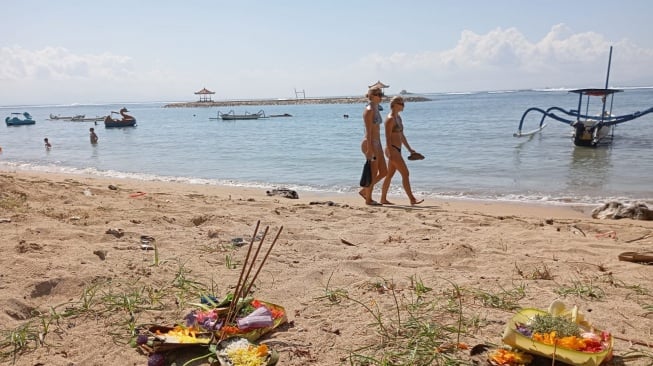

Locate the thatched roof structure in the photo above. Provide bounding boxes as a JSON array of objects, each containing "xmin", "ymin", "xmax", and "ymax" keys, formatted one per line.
[
  {"xmin": 368, "ymin": 80, "xmax": 390, "ymax": 89},
  {"xmin": 194, "ymin": 87, "xmax": 215, "ymax": 102}
]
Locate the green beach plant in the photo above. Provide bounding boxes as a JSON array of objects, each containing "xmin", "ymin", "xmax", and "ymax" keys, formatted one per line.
[
  {"xmin": 0, "ymin": 323, "xmax": 40, "ymax": 364},
  {"xmin": 225, "ymin": 253, "xmax": 237, "ymax": 269},
  {"xmin": 554, "ymin": 279, "xmax": 605, "ymax": 300},
  {"xmin": 315, "ymin": 272, "xmax": 348, "ymax": 304},
  {"xmin": 470, "ymin": 284, "xmax": 525, "ymax": 311},
  {"xmin": 342, "ymin": 277, "xmax": 482, "ymax": 365}
]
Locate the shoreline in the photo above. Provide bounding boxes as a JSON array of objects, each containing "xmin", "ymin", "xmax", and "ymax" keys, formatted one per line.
[
  {"xmin": 0, "ymin": 169, "xmax": 593, "ymax": 219},
  {"xmin": 163, "ymin": 95, "xmax": 431, "ymax": 108},
  {"xmin": 0, "ymin": 166, "xmax": 596, "ymax": 215},
  {"xmin": 2, "ymin": 162, "xmax": 628, "ymax": 207}
]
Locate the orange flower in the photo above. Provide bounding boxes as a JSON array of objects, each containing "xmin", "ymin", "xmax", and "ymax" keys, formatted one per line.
[
  {"xmin": 532, "ymin": 332, "xmax": 587, "ymax": 351},
  {"xmin": 489, "ymin": 348, "xmax": 533, "ymax": 365},
  {"xmin": 255, "ymin": 344, "xmax": 268, "ymax": 357},
  {"xmin": 221, "ymin": 325, "xmax": 242, "ymax": 335}
]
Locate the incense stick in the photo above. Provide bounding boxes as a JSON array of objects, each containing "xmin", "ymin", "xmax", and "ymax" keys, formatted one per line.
[
  {"xmin": 243, "ymin": 226, "xmax": 283, "ymax": 296},
  {"xmin": 224, "ymin": 225, "xmax": 269, "ymax": 328},
  {"xmin": 217, "ymin": 220, "xmax": 260, "ymax": 342},
  {"xmin": 216, "ymin": 222, "xmax": 284, "ymax": 344}
]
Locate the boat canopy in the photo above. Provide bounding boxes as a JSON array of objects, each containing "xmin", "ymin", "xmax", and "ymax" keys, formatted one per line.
[{"xmin": 569, "ymin": 88, "xmax": 623, "ymax": 96}]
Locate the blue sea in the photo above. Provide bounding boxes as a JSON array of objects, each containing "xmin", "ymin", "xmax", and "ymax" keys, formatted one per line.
[{"xmin": 2, "ymin": 88, "xmax": 652, "ymax": 205}]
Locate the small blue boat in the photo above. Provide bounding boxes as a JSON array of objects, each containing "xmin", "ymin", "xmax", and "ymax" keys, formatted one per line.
[{"xmin": 5, "ymin": 112, "xmax": 36, "ymax": 126}]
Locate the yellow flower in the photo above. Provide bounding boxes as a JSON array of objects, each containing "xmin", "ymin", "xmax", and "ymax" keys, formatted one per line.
[
  {"xmin": 227, "ymin": 345, "xmax": 267, "ymax": 366},
  {"xmin": 159, "ymin": 325, "xmax": 208, "ymax": 344}
]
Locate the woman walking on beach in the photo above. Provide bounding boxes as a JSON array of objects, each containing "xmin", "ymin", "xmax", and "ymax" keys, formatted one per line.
[
  {"xmin": 360, "ymin": 87, "xmax": 387, "ymax": 205},
  {"xmin": 380, "ymin": 96, "xmax": 423, "ymax": 205}
]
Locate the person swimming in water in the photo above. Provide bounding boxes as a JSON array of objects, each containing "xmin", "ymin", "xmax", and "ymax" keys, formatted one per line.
[{"xmin": 89, "ymin": 127, "xmax": 98, "ymax": 144}]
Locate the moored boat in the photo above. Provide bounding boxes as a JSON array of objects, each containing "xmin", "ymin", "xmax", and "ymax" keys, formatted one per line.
[
  {"xmin": 5, "ymin": 112, "xmax": 36, "ymax": 126},
  {"xmin": 514, "ymin": 46, "xmax": 653, "ymax": 147},
  {"xmin": 49, "ymin": 114, "xmax": 105, "ymax": 122},
  {"xmin": 104, "ymin": 108, "xmax": 136, "ymax": 128},
  {"xmin": 72, "ymin": 115, "xmax": 105, "ymax": 122},
  {"xmin": 215, "ymin": 109, "xmax": 266, "ymax": 120},
  {"xmin": 49, "ymin": 114, "xmax": 73, "ymax": 120}
]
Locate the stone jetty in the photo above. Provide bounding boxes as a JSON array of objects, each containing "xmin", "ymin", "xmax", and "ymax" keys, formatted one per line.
[{"xmin": 163, "ymin": 95, "xmax": 431, "ymax": 108}]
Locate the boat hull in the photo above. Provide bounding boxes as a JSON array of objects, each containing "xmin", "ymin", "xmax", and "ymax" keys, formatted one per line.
[
  {"xmin": 104, "ymin": 118, "xmax": 136, "ymax": 128},
  {"xmin": 5, "ymin": 117, "xmax": 35, "ymax": 126},
  {"xmin": 72, "ymin": 117, "xmax": 105, "ymax": 122},
  {"xmin": 220, "ymin": 115, "xmax": 260, "ymax": 120},
  {"xmin": 572, "ymin": 120, "xmax": 613, "ymax": 147},
  {"xmin": 217, "ymin": 109, "xmax": 266, "ymax": 120}
]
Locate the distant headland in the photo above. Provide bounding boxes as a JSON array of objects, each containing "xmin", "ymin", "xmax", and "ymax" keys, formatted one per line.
[{"xmin": 163, "ymin": 95, "xmax": 431, "ymax": 108}]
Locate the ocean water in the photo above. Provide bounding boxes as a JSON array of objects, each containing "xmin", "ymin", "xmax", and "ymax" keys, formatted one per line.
[{"xmin": 1, "ymin": 88, "xmax": 652, "ymax": 205}]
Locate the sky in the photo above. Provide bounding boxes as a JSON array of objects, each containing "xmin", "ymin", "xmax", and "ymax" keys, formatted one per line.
[{"xmin": 2, "ymin": 0, "xmax": 653, "ymax": 105}]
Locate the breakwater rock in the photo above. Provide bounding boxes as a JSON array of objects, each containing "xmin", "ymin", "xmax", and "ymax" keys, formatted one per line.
[{"xmin": 163, "ymin": 95, "xmax": 431, "ymax": 108}]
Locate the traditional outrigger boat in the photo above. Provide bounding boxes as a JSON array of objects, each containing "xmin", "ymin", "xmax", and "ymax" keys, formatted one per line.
[
  {"xmin": 49, "ymin": 114, "xmax": 105, "ymax": 122},
  {"xmin": 49, "ymin": 114, "xmax": 76, "ymax": 120},
  {"xmin": 5, "ymin": 112, "xmax": 36, "ymax": 126},
  {"xmin": 71, "ymin": 115, "xmax": 105, "ymax": 122},
  {"xmin": 514, "ymin": 47, "xmax": 653, "ymax": 147},
  {"xmin": 214, "ymin": 109, "xmax": 267, "ymax": 120}
]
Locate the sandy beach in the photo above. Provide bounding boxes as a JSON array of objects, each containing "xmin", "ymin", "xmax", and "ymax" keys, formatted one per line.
[{"xmin": 0, "ymin": 170, "xmax": 651, "ymax": 366}]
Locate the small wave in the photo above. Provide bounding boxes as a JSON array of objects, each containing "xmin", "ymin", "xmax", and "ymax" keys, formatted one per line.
[
  {"xmin": 444, "ymin": 91, "xmax": 476, "ymax": 95},
  {"xmin": 0, "ymin": 162, "xmax": 324, "ymax": 193},
  {"xmin": 487, "ymin": 90, "xmax": 517, "ymax": 94},
  {"xmin": 531, "ymin": 88, "xmax": 573, "ymax": 92},
  {"xmin": 613, "ymin": 85, "xmax": 653, "ymax": 90}
]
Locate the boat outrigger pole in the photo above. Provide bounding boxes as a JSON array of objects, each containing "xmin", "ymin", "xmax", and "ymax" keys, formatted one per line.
[
  {"xmin": 604, "ymin": 46, "xmax": 612, "ymax": 90},
  {"xmin": 599, "ymin": 46, "xmax": 613, "ymax": 126}
]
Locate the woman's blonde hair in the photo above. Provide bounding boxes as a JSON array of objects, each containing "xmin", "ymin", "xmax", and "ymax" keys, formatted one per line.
[
  {"xmin": 390, "ymin": 96, "xmax": 404, "ymax": 107},
  {"xmin": 367, "ymin": 87, "xmax": 382, "ymax": 99}
]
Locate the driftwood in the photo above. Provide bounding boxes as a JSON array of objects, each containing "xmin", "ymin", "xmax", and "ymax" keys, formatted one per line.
[
  {"xmin": 625, "ymin": 233, "xmax": 652, "ymax": 243},
  {"xmin": 340, "ymin": 238, "xmax": 356, "ymax": 247}
]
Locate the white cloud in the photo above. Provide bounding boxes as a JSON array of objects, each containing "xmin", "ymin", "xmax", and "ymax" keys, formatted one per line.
[
  {"xmin": 365, "ymin": 24, "xmax": 653, "ymax": 92},
  {"xmin": 0, "ymin": 46, "xmax": 135, "ymax": 81},
  {"xmin": 0, "ymin": 46, "xmax": 186, "ymax": 103}
]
